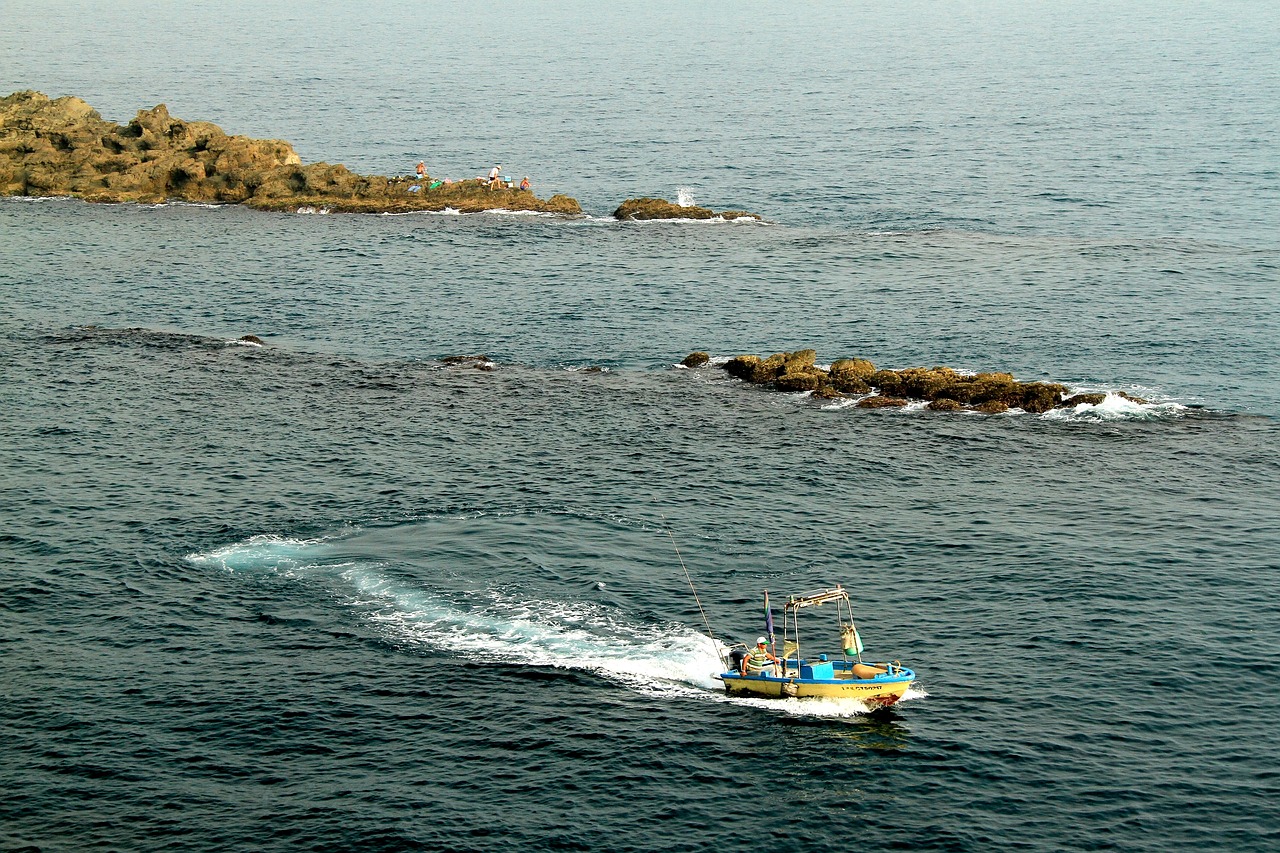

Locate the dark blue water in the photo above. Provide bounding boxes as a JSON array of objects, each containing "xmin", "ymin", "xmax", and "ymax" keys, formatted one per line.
[{"xmin": 3, "ymin": 2, "xmax": 1280, "ymax": 851}]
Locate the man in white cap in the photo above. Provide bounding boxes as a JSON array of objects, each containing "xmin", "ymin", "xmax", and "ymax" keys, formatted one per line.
[{"xmin": 746, "ymin": 636, "xmax": 780, "ymax": 676}]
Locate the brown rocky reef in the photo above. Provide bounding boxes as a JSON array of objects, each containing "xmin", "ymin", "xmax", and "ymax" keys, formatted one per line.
[
  {"xmin": 0, "ymin": 91, "xmax": 582, "ymax": 214},
  {"xmin": 701, "ymin": 350, "xmax": 1146, "ymax": 413},
  {"xmin": 614, "ymin": 196, "xmax": 760, "ymax": 221}
]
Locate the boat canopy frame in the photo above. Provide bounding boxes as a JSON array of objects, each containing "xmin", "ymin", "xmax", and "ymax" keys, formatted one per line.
[{"xmin": 780, "ymin": 584, "xmax": 864, "ymax": 666}]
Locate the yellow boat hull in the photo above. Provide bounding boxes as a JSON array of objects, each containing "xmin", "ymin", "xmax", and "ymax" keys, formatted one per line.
[{"xmin": 719, "ymin": 665, "xmax": 913, "ymax": 707}]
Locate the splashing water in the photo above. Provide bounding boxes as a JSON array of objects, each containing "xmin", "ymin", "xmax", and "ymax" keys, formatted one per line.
[
  {"xmin": 1041, "ymin": 392, "xmax": 1187, "ymax": 422},
  {"xmin": 676, "ymin": 187, "xmax": 695, "ymax": 207}
]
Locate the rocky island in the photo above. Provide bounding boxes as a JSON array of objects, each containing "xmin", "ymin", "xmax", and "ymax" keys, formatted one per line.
[
  {"xmin": 682, "ymin": 349, "xmax": 1143, "ymax": 413},
  {"xmin": 0, "ymin": 91, "xmax": 582, "ymax": 214},
  {"xmin": 613, "ymin": 197, "xmax": 760, "ymax": 221}
]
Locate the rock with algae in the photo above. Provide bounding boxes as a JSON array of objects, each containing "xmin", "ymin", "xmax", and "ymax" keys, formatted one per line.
[
  {"xmin": 684, "ymin": 349, "xmax": 1133, "ymax": 414},
  {"xmin": 613, "ymin": 196, "xmax": 760, "ymax": 221},
  {"xmin": 0, "ymin": 91, "xmax": 583, "ymax": 215}
]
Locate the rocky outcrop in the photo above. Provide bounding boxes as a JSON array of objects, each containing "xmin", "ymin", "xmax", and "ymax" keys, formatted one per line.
[
  {"xmin": 613, "ymin": 196, "xmax": 760, "ymax": 221},
  {"xmin": 696, "ymin": 350, "xmax": 1147, "ymax": 413},
  {"xmin": 0, "ymin": 91, "xmax": 582, "ymax": 215}
]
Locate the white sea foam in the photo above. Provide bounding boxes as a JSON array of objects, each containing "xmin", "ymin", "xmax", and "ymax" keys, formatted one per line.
[
  {"xmin": 185, "ymin": 532, "xmax": 346, "ymax": 575},
  {"xmin": 620, "ymin": 215, "xmax": 767, "ymax": 225},
  {"xmin": 676, "ymin": 187, "xmax": 695, "ymax": 207},
  {"xmin": 189, "ymin": 533, "xmax": 725, "ymax": 693},
  {"xmin": 715, "ymin": 683, "xmax": 926, "ymax": 718},
  {"xmin": 1042, "ymin": 392, "xmax": 1186, "ymax": 422},
  {"xmin": 475, "ymin": 208, "xmax": 559, "ymax": 217},
  {"xmin": 720, "ymin": 694, "xmax": 875, "ymax": 717},
  {"xmin": 348, "ymin": 569, "xmax": 726, "ymax": 690}
]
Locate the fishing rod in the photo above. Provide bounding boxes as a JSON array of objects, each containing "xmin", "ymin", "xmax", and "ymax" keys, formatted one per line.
[{"xmin": 661, "ymin": 516, "xmax": 728, "ymax": 670}]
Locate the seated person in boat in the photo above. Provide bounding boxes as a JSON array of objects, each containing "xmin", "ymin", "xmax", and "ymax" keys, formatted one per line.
[{"xmin": 744, "ymin": 637, "xmax": 780, "ymax": 676}]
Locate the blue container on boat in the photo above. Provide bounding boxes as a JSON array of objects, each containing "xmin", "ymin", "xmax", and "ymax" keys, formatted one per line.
[{"xmin": 800, "ymin": 662, "xmax": 834, "ymax": 680}]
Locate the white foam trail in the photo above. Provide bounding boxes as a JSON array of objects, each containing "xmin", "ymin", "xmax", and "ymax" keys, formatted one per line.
[
  {"xmin": 188, "ymin": 534, "xmax": 726, "ymax": 694},
  {"xmin": 186, "ymin": 533, "xmax": 341, "ymax": 575},
  {"xmin": 347, "ymin": 566, "xmax": 726, "ymax": 691},
  {"xmin": 714, "ymin": 683, "xmax": 926, "ymax": 718}
]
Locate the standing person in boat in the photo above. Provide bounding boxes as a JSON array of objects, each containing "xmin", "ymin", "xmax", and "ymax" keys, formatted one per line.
[{"xmin": 746, "ymin": 636, "xmax": 780, "ymax": 676}]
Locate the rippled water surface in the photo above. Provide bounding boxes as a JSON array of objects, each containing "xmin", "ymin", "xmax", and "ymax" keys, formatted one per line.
[{"xmin": 3, "ymin": 2, "xmax": 1280, "ymax": 851}]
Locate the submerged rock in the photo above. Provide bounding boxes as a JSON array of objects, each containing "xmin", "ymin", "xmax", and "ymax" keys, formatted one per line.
[
  {"xmin": 689, "ymin": 348, "xmax": 1108, "ymax": 414},
  {"xmin": 613, "ymin": 196, "xmax": 760, "ymax": 221},
  {"xmin": 0, "ymin": 91, "xmax": 583, "ymax": 215},
  {"xmin": 442, "ymin": 354, "xmax": 491, "ymax": 365}
]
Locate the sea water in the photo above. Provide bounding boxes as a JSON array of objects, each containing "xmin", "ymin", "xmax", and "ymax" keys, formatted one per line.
[{"xmin": 2, "ymin": 1, "xmax": 1279, "ymax": 851}]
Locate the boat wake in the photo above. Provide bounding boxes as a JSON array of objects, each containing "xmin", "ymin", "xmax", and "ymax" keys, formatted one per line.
[
  {"xmin": 187, "ymin": 532, "xmax": 920, "ymax": 717},
  {"xmin": 187, "ymin": 532, "xmax": 723, "ymax": 697},
  {"xmin": 721, "ymin": 685, "xmax": 928, "ymax": 718},
  {"xmin": 186, "ymin": 532, "xmax": 921, "ymax": 717}
]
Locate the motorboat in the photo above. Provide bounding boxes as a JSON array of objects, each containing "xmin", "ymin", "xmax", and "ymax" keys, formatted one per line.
[{"xmin": 715, "ymin": 585, "xmax": 915, "ymax": 707}]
